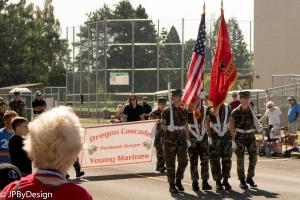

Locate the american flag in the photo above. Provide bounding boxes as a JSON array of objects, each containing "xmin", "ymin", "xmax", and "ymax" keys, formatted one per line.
[{"xmin": 182, "ymin": 13, "xmax": 206, "ymax": 107}]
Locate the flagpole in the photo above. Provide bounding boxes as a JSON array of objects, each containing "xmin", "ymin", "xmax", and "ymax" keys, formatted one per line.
[
  {"xmin": 201, "ymin": 1, "xmax": 205, "ymax": 109},
  {"xmin": 221, "ymin": 0, "xmax": 224, "ymax": 15},
  {"xmin": 200, "ymin": 0, "xmax": 206, "ymax": 94}
]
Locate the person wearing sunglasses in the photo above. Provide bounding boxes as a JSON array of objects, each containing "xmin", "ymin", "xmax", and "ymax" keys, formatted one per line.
[
  {"xmin": 123, "ymin": 95, "xmax": 144, "ymax": 122},
  {"xmin": 259, "ymin": 101, "xmax": 282, "ymax": 140}
]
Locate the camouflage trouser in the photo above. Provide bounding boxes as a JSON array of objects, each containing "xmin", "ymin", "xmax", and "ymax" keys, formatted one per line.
[
  {"xmin": 188, "ymin": 135, "xmax": 210, "ymax": 181},
  {"xmin": 235, "ymin": 132, "xmax": 257, "ymax": 180},
  {"xmin": 154, "ymin": 130, "xmax": 165, "ymax": 171},
  {"xmin": 209, "ymin": 134, "xmax": 232, "ymax": 181},
  {"xmin": 164, "ymin": 130, "xmax": 188, "ymax": 184}
]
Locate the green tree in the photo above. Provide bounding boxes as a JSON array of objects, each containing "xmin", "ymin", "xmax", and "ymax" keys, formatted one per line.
[
  {"xmin": 227, "ymin": 18, "xmax": 252, "ymax": 70},
  {"xmin": 75, "ymin": 0, "xmax": 157, "ymax": 93},
  {"xmin": 210, "ymin": 17, "xmax": 252, "ymax": 71},
  {"xmin": 0, "ymin": 0, "xmax": 7, "ymax": 11},
  {"xmin": 159, "ymin": 26, "xmax": 182, "ymax": 89},
  {"xmin": 0, "ymin": 0, "xmax": 68, "ymax": 86}
]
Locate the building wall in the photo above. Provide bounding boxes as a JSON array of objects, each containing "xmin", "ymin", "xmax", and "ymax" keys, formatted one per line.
[{"xmin": 254, "ymin": 0, "xmax": 300, "ymax": 89}]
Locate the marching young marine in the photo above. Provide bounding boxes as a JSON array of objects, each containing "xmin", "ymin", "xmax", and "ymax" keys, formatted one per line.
[
  {"xmin": 161, "ymin": 89, "xmax": 189, "ymax": 193},
  {"xmin": 187, "ymin": 94, "xmax": 212, "ymax": 191},
  {"xmin": 206, "ymin": 103, "xmax": 234, "ymax": 190}
]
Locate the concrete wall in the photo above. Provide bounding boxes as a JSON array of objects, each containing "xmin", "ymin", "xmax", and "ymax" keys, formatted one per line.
[{"xmin": 254, "ymin": 0, "xmax": 300, "ymax": 89}]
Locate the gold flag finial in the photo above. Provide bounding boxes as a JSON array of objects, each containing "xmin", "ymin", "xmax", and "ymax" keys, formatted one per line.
[{"xmin": 221, "ymin": 0, "xmax": 224, "ymax": 15}]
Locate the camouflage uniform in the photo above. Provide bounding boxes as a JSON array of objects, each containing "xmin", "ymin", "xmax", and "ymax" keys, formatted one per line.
[
  {"xmin": 9, "ymin": 99, "xmax": 25, "ymax": 117},
  {"xmin": 161, "ymin": 104, "xmax": 188, "ymax": 185},
  {"xmin": 187, "ymin": 107, "xmax": 209, "ymax": 181},
  {"xmin": 149, "ymin": 107, "xmax": 165, "ymax": 172},
  {"xmin": 232, "ymin": 105, "xmax": 257, "ymax": 181},
  {"xmin": 0, "ymin": 102, "xmax": 6, "ymax": 128},
  {"xmin": 207, "ymin": 104, "xmax": 233, "ymax": 182}
]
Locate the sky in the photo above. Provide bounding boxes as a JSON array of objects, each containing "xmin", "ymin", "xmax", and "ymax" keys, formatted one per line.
[
  {"xmin": 8, "ymin": 0, "xmax": 254, "ymax": 47},
  {"xmin": 10, "ymin": 0, "xmax": 253, "ymax": 27}
]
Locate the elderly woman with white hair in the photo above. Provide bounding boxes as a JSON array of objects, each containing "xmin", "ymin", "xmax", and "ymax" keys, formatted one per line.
[
  {"xmin": 259, "ymin": 101, "xmax": 283, "ymax": 140},
  {"xmin": 1, "ymin": 106, "xmax": 93, "ymax": 200}
]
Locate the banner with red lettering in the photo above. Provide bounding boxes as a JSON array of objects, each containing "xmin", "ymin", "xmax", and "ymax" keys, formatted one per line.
[{"xmin": 80, "ymin": 120, "xmax": 157, "ymax": 168}]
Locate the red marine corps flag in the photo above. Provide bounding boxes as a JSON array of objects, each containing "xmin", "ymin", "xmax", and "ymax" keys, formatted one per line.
[
  {"xmin": 209, "ymin": 1, "xmax": 237, "ymax": 108},
  {"xmin": 182, "ymin": 3, "xmax": 206, "ymax": 108}
]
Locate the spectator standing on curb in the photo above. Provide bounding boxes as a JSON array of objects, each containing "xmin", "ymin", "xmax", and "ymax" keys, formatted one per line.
[
  {"xmin": 0, "ymin": 106, "xmax": 93, "ymax": 200},
  {"xmin": 0, "ymin": 97, "xmax": 7, "ymax": 128},
  {"xmin": 9, "ymin": 92, "xmax": 25, "ymax": 117},
  {"xmin": 9, "ymin": 117, "xmax": 32, "ymax": 176},
  {"xmin": 142, "ymin": 97, "xmax": 152, "ymax": 120},
  {"xmin": 32, "ymin": 91, "xmax": 47, "ymax": 118},
  {"xmin": 0, "ymin": 111, "xmax": 18, "ymax": 163},
  {"xmin": 229, "ymin": 92, "xmax": 240, "ymax": 110},
  {"xmin": 123, "ymin": 95, "xmax": 144, "ymax": 122},
  {"xmin": 287, "ymin": 96, "xmax": 300, "ymax": 134}
]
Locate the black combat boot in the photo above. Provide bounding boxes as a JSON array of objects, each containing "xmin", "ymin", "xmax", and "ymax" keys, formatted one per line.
[
  {"xmin": 216, "ymin": 180, "xmax": 224, "ymax": 190},
  {"xmin": 239, "ymin": 179, "xmax": 248, "ymax": 189},
  {"xmin": 169, "ymin": 183, "xmax": 178, "ymax": 193},
  {"xmin": 202, "ymin": 179, "xmax": 212, "ymax": 190},
  {"xmin": 159, "ymin": 166, "xmax": 166, "ymax": 173},
  {"xmin": 175, "ymin": 179, "xmax": 185, "ymax": 192},
  {"xmin": 246, "ymin": 177, "xmax": 257, "ymax": 187},
  {"xmin": 76, "ymin": 171, "xmax": 85, "ymax": 178},
  {"xmin": 222, "ymin": 178, "xmax": 232, "ymax": 190},
  {"xmin": 192, "ymin": 181, "xmax": 200, "ymax": 192}
]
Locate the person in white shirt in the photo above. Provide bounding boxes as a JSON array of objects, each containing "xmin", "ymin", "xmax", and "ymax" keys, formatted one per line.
[{"xmin": 259, "ymin": 101, "xmax": 282, "ymax": 139}]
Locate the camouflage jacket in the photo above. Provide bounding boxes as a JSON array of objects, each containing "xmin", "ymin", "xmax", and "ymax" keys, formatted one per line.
[
  {"xmin": 9, "ymin": 100, "xmax": 25, "ymax": 117},
  {"xmin": 231, "ymin": 105, "xmax": 255, "ymax": 130},
  {"xmin": 207, "ymin": 104, "xmax": 232, "ymax": 137},
  {"xmin": 149, "ymin": 108, "xmax": 163, "ymax": 131},
  {"xmin": 161, "ymin": 104, "xmax": 188, "ymax": 128},
  {"xmin": 187, "ymin": 107, "xmax": 208, "ymax": 140},
  {"xmin": 0, "ymin": 115, "xmax": 4, "ymax": 128}
]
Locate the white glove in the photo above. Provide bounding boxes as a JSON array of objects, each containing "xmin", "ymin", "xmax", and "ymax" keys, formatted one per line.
[
  {"xmin": 187, "ymin": 140, "xmax": 192, "ymax": 148},
  {"xmin": 232, "ymin": 140, "xmax": 237, "ymax": 149},
  {"xmin": 208, "ymin": 137, "xmax": 212, "ymax": 145},
  {"xmin": 167, "ymin": 125, "xmax": 175, "ymax": 132}
]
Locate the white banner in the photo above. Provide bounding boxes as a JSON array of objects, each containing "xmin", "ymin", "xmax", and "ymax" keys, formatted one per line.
[
  {"xmin": 80, "ymin": 120, "xmax": 157, "ymax": 168},
  {"xmin": 109, "ymin": 72, "xmax": 129, "ymax": 85}
]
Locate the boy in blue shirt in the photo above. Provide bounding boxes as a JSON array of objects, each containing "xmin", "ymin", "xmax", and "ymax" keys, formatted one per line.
[
  {"xmin": 287, "ymin": 96, "xmax": 300, "ymax": 134},
  {"xmin": 0, "ymin": 110, "xmax": 18, "ymax": 163}
]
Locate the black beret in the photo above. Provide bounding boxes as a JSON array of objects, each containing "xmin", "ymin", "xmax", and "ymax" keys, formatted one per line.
[
  {"xmin": 239, "ymin": 91, "xmax": 250, "ymax": 98},
  {"xmin": 171, "ymin": 89, "xmax": 182, "ymax": 97},
  {"xmin": 158, "ymin": 97, "xmax": 167, "ymax": 103}
]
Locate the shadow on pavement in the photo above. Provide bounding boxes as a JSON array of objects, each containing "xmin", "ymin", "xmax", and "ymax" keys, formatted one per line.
[
  {"xmin": 169, "ymin": 188, "xmax": 279, "ymax": 200},
  {"xmin": 197, "ymin": 188, "xmax": 279, "ymax": 200},
  {"xmin": 71, "ymin": 172, "xmax": 166, "ymax": 183},
  {"xmin": 170, "ymin": 192, "xmax": 199, "ymax": 200}
]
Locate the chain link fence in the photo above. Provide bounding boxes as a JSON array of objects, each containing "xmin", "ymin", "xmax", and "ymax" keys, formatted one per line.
[
  {"xmin": 272, "ymin": 75, "xmax": 300, "ymax": 88},
  {"xmin": 251, "ymin": 83, "xmax": 300, "ymax": 125},
  {"xmin": 63, "ymin": 18, "xmax": 253, "ymax": 120}
]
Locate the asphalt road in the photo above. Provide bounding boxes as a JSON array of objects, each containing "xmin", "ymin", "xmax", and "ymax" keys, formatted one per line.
[{"xmin": 68, "ymin": 154, "xmax": 300, "ymax": 200}]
